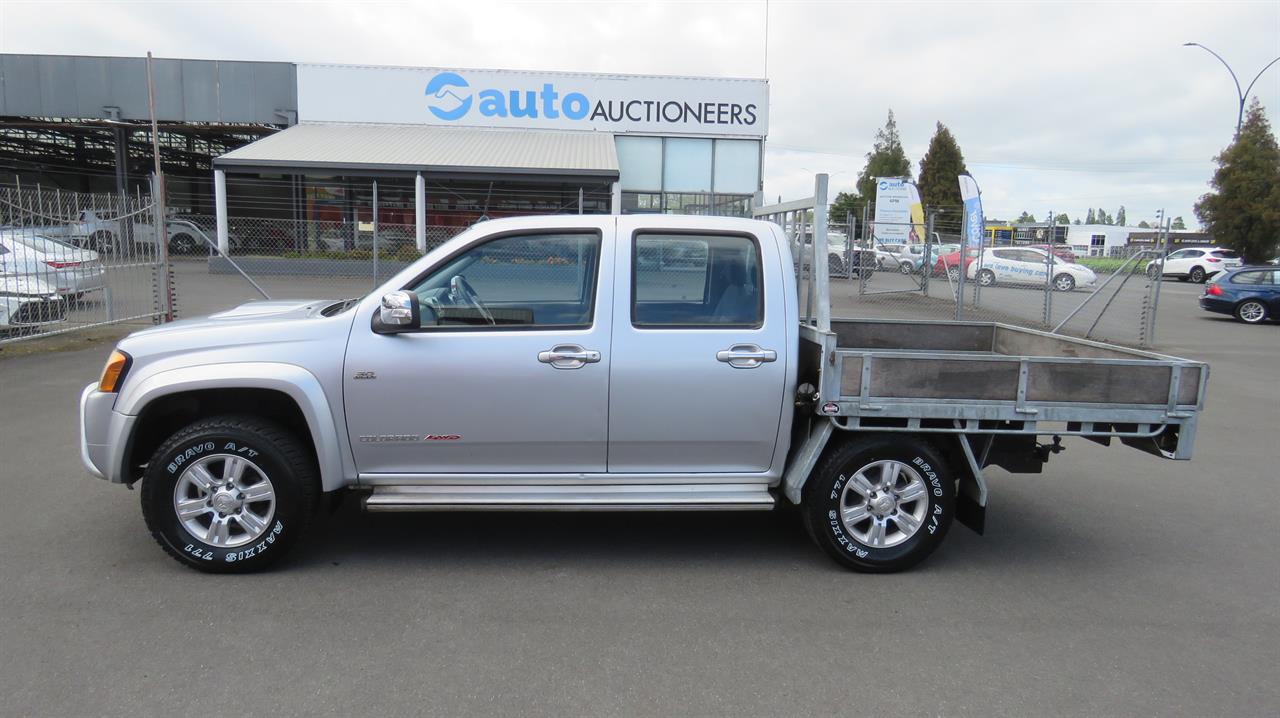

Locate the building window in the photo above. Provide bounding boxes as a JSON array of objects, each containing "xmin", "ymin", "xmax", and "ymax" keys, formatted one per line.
[
  {"xmin": 662, "ymin": 138, "xmax": 713, "ymax": 192},
  {"xmin": 713, "ymin": 139, "xmax": 760, "ymax": 194},
  {"xmin": 1089, "ymin": 234, "xmax": 1106, "ymax": 257},
  {"xmin": 616, "ymin": 136, "xmax": 663, "ymax": 191},
  {"xmin": 616, "ymin": 136, "xmax": 760, "ymax": 217}
]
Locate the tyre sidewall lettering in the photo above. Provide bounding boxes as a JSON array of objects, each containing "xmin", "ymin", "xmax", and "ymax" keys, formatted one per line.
[
  {"xmin": 817, "ymin": 449, "xmax": 952, "ymax": 564},
  {"xmin": 147, "ymin": 429, "xmax": 304, "ymax": 571}
]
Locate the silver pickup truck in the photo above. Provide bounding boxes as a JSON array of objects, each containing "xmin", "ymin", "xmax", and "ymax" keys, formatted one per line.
[{"xmin": 79, "ymin": 213, "xmax": 1209, "ymax": 573}]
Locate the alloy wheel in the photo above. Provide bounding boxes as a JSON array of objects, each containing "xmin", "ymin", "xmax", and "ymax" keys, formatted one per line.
[
  {"xmin": 838, "ymin": 460, "xmax": 931, "ymax": 548},
  {"xmin": 173, "ymin": 454, "xmax": 277, "ymax": 548}
]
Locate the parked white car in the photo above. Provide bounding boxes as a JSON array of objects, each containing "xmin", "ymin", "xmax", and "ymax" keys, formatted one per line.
[
  {"xmin": 1145, "ymin": 246, "xmax": 1242, "ymax": 283},
  {"xmin": 967, "ymin": 247, "xmax": 1097, "ymax": 291},
  {"xmin": 0, "ymin": 275, "xmax": 65, "ymax": 332},
  {"xmin": 0, "ymin": 231, "xmax": 106, "ymax": 298}
]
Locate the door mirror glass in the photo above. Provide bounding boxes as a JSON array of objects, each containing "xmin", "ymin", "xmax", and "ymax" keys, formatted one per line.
[{"xmin": 375, "ymin": 290, "xmax": 420, "ymax": 333}]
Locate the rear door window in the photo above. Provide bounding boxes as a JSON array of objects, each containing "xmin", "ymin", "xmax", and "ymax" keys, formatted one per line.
[
  {"xmin": 1232, "ymin": 271, "xmax": 1267, "ymax": 285},
  {"xmin": 633, "ymin": 233, "xmax": 762, "ymax": 327}
]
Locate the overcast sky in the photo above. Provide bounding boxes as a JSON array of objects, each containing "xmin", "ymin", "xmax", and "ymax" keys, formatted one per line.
[{"xmin": 3, "ymin": 0, "xmax": 1278, "ymax": 226}]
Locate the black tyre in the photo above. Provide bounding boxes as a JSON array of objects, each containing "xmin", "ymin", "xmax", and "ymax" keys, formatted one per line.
[
  {"xmin": 899, "ymin": 262, "xmax": 913, "ymax": 275},
  {"xmin": 1190, "ymin": 266, "xmax": 1206, "ymax": 283},
  {"xmin": 1235, "ymin": 299, "xmax": 1268, "ymax": 324},
  {"xmin": 802, "ymin": 436, "xmax": 955, "ymax": 573},
  {"xmin": 947, "ymin": 266, "xmax": 961, "ymax": 282},
  {"xmin": 170, "ymin": 233, "xmax": 198, "ymax": 255},
  {"xmin": 1052, "ymin": 273, "xmax": 1076, "ymax": 292},
  {"xmin": 141, "ymin": 415, "xmax": 319, "ymax": 573},
  {"xmin": 976, "ymin": 269, "xmax": 996, "ymax": 287},
  {"xmin": 828, "ymin": 254, "xmax": 845, "ymax": 275}
]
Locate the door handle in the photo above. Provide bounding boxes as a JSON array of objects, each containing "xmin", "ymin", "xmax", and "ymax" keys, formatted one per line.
[
  {"xmin": 538, "ymin": 344, "xmax": 601, "ymax": 370},
  {"xmin": 716, "ymin": 344, "xmax": 777, "ymax": 369}
]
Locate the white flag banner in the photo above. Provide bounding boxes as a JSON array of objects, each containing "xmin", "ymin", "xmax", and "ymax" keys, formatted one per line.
[{"xmin": 958, "ymin": 174, "xmax": 984, "ymax": 249}]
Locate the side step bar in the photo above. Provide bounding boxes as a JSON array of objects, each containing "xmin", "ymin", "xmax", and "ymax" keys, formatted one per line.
[{"xmin": 364, "ymin": 484, "xmax": 776, "ymax": 512}]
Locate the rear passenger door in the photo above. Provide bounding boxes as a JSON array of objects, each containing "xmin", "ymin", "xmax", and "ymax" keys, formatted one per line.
[
  {"xmin": 608, "ymin": 220, "xmax": 789, "ymax": 474},
  {"xmin": 1259, "ymin": 270, "xmax": 1280, "ymax": 315},
  {"xmin": 1166, "ymin": 249, "xmax": 1199, "ymax": 276}
]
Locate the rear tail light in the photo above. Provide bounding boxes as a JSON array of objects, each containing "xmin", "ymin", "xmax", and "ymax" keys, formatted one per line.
[
  {"xmin": 1206, "ymin": 257, "xmax": 1221, "ymax": 263},
  {"xmin": 44, "ymin": 260, "xmax": 82, "ymax": 269},
  {"xmin": 1206, "ymin": 283, "xmax": 1224, "ymax": 296}
]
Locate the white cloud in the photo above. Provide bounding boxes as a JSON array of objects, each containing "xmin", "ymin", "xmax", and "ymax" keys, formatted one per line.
[{"xmin": 2, "ymin": 0, "xmax": 1276, "ymax": 226}]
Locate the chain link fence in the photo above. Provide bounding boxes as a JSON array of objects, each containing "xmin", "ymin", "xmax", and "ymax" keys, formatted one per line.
[
  {"xmin": 833, "ymin": 207, "xmax": 1168, "ymax": 347},
  {"xmin": 0, "ymin": 182, "xmax": 171, "ymax": 345},
  {"xmin": 169, "ymin": 215, "xmax": 466, "ymax": 285}
]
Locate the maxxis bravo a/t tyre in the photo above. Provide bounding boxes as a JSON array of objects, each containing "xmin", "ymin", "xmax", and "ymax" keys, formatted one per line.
[
  {"xmin": 802, "ymin": 436, "xmax": 955, "ymax": 573},
  {"xmin": 141, "ymin": 415, "xmax": 319, "ymax": 573}
]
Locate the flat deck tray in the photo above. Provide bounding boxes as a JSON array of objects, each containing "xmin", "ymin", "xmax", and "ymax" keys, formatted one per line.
[{"xmin": 825, "ymin": 319, "xmax": 1206, "ymax": 413}]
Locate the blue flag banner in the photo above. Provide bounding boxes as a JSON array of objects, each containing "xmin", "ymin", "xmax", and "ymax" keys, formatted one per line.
[{"xmin": 958, "ymin": 174, "xmax": 983, "ymax": 249}]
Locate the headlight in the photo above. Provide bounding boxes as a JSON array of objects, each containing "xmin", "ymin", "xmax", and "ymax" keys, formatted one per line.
[{"xmin": 98, "ymin": 349, "xmax": 132, "ymax": 393}]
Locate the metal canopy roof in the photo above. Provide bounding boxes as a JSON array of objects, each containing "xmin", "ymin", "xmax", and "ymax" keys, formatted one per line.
[{"xmin": 214, "ymin": 122, "xmax": 619, "ymax": 179}]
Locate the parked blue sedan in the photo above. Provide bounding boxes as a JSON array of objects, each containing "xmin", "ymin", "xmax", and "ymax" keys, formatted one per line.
[{"xmin": 1199, "ymin": 266, "xmax": 1280, "ymax": 324}]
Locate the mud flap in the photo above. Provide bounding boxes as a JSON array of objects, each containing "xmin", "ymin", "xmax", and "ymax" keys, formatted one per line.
[
  {"xmin": 956, "ymin": 490, "xmax": 986, "ymax": 535},
  {"xmin": 955, "ymin": 432, "xmax": 989, "ymax": 535}
]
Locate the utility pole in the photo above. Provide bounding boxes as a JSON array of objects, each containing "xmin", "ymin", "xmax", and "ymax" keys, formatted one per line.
[
  {"xmin": 1183, "ymin": 43, "xmax": 1280, "ymax": 136},
  {"xmin": 146, "ymin": 51, "xmax": 173, "ymax": 323}
]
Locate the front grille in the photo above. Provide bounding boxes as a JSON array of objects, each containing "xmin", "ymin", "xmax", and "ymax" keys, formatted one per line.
[{"xmin": 12, "ymin": 298, "xmax": 66, "ymax": 325}]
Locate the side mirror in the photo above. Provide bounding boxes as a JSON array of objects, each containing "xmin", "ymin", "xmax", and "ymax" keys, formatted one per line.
[{"xmin": 372, "ymin": 290, "xmax": 420, "ymax": 334}]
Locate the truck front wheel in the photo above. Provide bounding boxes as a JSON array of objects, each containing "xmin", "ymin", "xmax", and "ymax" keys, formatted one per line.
[
  {"xmin": 802, "ymin": 436, "xmax": 955, "ymax": 573},
  {"xmin": 140, "ymin": 415, "xmax": 319, "ymax": 573}
]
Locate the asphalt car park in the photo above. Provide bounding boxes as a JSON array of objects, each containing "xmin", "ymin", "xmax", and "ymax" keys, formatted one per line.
[{"xmin": 1, "ymin": 260, "xmax": 1277, "ymax": 717}]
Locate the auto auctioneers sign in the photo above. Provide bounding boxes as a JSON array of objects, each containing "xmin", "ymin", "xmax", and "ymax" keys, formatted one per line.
[{"xmin": 297, "ymin": 64, "xmax": 768, "ymax": 137}]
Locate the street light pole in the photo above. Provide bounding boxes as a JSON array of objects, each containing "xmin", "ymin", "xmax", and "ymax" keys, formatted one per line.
[{"xmin": 1183, "ymin": 42, "xmax": 1280, "ymax": 136}]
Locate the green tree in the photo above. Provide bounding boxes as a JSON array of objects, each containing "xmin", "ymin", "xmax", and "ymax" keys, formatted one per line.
[
  {"xmin": 828, "ymin": 109, "xmax": 913, "ymax": 222},
  {"xmin": 1097, "ymin": 208, "xmax": 1112, "ymax": 225},
  {"xmin": 917, "ymin": 122, "xmax": 969, "ymax": 210},
  {"xmin": 1116, "ymin": 206, "xmax": 1126, "ymax": 226},
  {"xmin": 1054, "ymin": 213, "xmax": 1071, "ymax": 224},
  {"xmin": 1171, "ymin": 216, "xmax": 1188, "ymax": 230},
  {"xmin": 1073, "ymin": 218, "xmax": 1082, "ymax": 225},
  {"xmin": 829, "ymin": 192, "xmax": 861, "ymax": 224},
  {"xmin": 1138, "ymin": 220, "xmax": 1151, "ymax": 228},
  {"xmin": 1085, "ymin": 208, "xmax": 1096, "ymax": 224},
  {"xmin": 1015, "ymin": 211, "xmax": 1036, "ymax": 223},
  {"xmin": 1195, "ymin": 100, "xmax": 1280, "ymax": 262}
]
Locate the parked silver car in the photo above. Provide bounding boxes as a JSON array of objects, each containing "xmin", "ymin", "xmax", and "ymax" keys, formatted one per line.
[
  {"xmin": 0, "ymin": 275, "xmax": 65, "ymax": 332},
  {"xmin": 0, "ymin": 231, "xmax": 105, "ymax": 298}
]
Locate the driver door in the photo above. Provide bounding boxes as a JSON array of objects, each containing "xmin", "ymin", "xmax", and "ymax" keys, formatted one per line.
[{"xmin": 343, "ymin": 221, "xmax": 614, "ymax": 476}]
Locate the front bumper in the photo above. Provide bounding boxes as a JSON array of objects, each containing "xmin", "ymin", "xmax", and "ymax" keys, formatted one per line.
[{"xmin": 79, "ymin": 383, "xmax": 134, "ymax": 482}]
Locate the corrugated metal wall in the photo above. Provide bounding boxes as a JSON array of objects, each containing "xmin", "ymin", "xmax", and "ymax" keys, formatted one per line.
[{"xmin": 0, "ymin": 54, "xmax": 297, "ymax": 124}]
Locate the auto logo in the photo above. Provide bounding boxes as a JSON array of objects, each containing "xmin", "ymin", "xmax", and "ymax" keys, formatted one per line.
[
  {"xmin": 424, "ymin": 72, "xmax": 472, "ymax": 121},
  {"xmin": 352, "ymin": 371, "xmax": 376, "ymax": 380},
  {"xmin": 821, "ymin": 402, "xmax": 839, "ymax": 415}
]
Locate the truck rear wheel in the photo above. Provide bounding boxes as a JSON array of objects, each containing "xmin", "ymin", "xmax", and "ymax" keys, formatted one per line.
[
  {"xmin": 140, "ymin": 415, "xmax": 319, "ymax": 573},
  {"xmin": 802, "ymin": 435, "xmax": 955, "ymax": 573}
]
